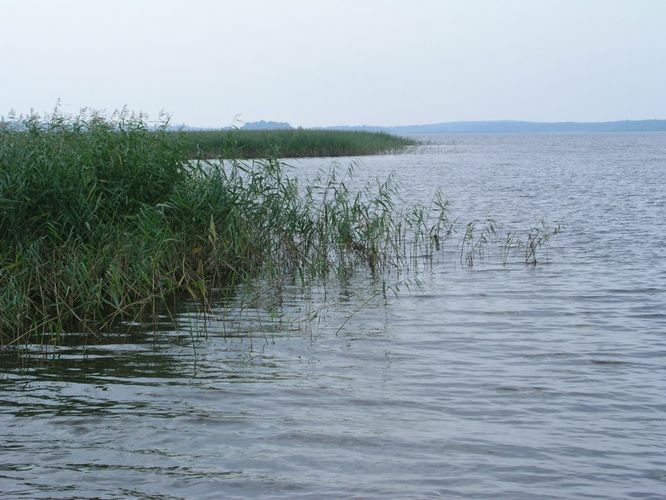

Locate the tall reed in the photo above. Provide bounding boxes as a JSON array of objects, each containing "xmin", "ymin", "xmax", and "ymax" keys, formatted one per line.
[
  {"xmin": 169, "ymin": 128, "xmax": 415, "ymax": 158},
  {"xmin": 0, "ymin": 111, "xmax": 433, "ymax": 344}
]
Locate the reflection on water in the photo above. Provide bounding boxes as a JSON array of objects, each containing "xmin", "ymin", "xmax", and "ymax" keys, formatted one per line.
[{"xmin": 2, "ymin": 133, "xmax": 666, "ymax": 498}]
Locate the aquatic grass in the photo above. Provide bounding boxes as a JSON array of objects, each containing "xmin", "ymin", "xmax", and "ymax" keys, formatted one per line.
[
  {"xmin": 497, "ymin": 221, "xmax": 563, "ymax": 266},
  {"xmin": 501, "ymin": 231, "xmax": 519, "ymax": 266},
  {"xmin": 523, "ymin": 220, "xmax": 563, "ymax": 265},
  {"xmin": 460, "ymin": 217, "xmax": 497, "ymax": 267},
  {"xmin": 0, "ymin": 111, "xmax": 434, "ymax": 345},
  {"xmin": 169, "ymin": 128, "xmax": 416, "ymax": 159}
]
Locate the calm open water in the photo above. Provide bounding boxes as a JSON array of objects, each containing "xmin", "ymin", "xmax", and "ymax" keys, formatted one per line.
[{"xmin": 2, "ymin": 133, "xmax": 666, "ymax": 498}]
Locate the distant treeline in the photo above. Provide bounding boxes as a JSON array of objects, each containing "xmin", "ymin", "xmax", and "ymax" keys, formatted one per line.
[
  {"xmin": 328, "ymin": 120, "xmax": 666, "ymax": 134},
  {"xmin": 169, "ymin": 129, "xmax": 415, "ymax": 158}
]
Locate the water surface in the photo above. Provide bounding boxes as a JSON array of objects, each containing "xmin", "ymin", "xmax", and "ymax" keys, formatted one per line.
[{"xmin": 2, "ymin": 133, "xmax": 666, "ymax": 498}]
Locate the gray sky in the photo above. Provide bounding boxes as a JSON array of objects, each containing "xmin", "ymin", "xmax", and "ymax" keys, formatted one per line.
[{"xmin": 2, "ymin": 0, "xmax": 665, "ymax": 127}]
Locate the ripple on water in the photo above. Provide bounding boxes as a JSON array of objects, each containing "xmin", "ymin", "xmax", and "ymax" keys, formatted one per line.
[{"xmin": 2, "ymin": 133, "xmax": 666, "ymax": 498}]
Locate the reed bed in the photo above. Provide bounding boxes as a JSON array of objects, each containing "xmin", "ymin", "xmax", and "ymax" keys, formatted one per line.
[
  {"xmin": 0, "ymin": 112, "xmax": 435, "ymax": 344},
  {"xmin": 169, "ymin": 128, "xmax": 416, "ymax": 158}
]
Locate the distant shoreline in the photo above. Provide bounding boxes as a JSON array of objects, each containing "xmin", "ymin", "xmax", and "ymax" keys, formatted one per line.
[
  {"xmin": 162, "ymin": 119, "xmax": 666, "ymax": 135},
  {"xmin": 324, "ymin": 120, "xmax": 666, "ymax": 135}
]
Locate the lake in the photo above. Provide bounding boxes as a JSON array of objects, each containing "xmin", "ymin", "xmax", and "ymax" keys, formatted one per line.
[{"xmin": 2, "ymin": 133, "xmax": 666, "ymax": 498}]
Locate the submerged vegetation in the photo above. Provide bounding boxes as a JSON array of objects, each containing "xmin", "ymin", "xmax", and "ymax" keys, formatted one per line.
[
  {"xmin": 0, "ymin": 110, "xmax": 559, "ymax": 345},
  {"xmin": 169, "ymin": 128, "xmax": 416, "ymax": 158}
]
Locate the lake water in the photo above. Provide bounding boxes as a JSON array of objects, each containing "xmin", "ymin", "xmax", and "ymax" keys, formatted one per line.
[{"xmin": 2, "ymin": 133, "xmax": 666, "ymax": 498}]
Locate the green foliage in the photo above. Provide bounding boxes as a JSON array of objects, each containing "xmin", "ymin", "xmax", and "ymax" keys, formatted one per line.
[
  {"xmin": 460, "ymin": 217, "xmax": 497, "ymax": 267},
  {"xmin": 0, "ymin": 112, "xmax": 428, "ymax": 344},
  {"xmin": 168, "ymin": 128, "xmax": 416, "ymax": 159}
]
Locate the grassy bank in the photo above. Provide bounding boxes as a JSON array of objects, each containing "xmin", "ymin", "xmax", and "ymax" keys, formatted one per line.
[
  {"xmin": 0, "ymin": 112, "xmax": 438, "ymax": 344},
  {"xmin": 170, "ymin": 128, "xmax": 416, "ymax": 158}
]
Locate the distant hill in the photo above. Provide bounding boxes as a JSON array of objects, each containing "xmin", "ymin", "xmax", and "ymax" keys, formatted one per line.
[
  {"xmin": 241, "ymin": 120, "xmax": 292, "ymax": 131},
  {"xmin": 326, "ymin": 120, "xmax": 666, "ymax": 134}
]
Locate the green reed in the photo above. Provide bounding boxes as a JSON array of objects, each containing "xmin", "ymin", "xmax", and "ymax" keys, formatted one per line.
[
  {"xmin": 168, "ymin": 128, "xmax": 416, "ymax": 158},
  {"xmin": 0, "ymin": 111, "xmax": 431, "ymax": 344}
]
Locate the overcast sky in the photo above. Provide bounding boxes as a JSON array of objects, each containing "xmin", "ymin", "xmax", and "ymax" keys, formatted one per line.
[{"xmin": 2, "ymin": 0, "xmax": 665, "ymax": 127}]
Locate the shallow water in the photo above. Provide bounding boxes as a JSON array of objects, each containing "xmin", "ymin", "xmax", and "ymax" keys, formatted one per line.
[{"xmin": 2, "ymin": 133, "xmax": 666, "ymax": 498}]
